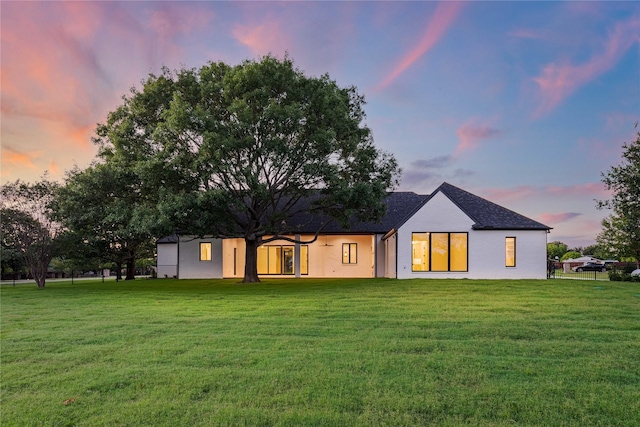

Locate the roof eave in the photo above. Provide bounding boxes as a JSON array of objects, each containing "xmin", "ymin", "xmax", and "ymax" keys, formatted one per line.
[
  {"xmin": 382, "ymin": 228, "xmax": 397, "ymax": 241},
  {"xmin": 471, "ymin": 225, "xmax": 553, "ymax": 231}
]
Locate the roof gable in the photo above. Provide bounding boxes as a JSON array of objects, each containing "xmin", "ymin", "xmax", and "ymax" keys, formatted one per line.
[{"xmin": 433, "ymin": 182, "xmax": 551, "ymax": 230}]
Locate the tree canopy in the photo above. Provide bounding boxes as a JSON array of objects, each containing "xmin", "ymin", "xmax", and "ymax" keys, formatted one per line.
[
  {"xmin": 546, "ymin": 241, "xmax": 568, "ymax": 260},
  {"xmin": 94, "ymin": 55, "xmax": 400, "ymax": 282},
  {"xmin": 54, "ymin": 163, "xmax": 156, "ymax": 280},
  {"xmin": 596, "ymin": 127, "xmax": 640, "ymax": 267}
]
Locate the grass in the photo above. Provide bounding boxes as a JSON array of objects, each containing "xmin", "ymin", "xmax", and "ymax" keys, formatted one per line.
[{"xmin": 2, "ymin": 278, "xmax": 639, "ymax": 426}]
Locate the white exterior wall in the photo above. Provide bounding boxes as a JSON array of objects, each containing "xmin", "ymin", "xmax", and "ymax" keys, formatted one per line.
[
  {"xmin": 222, "ymin": 238, "xmax": 244, "ymax": 278},
  {"xmin": 467, "ymin": 229, "xmax": 548, "ymax": 279},
  {"xmin": 384, "ymin": 233, "xmax": 397, "ymax": 278},
  {"xmin": 309, "ymin": 235, "xmax": 375, "ymax": 278},
  {"xmin": 178, "ymin": 237, "xmax": 224, "ymax": 279},
  {"xmin": 396, "ymin": 192, "xmax": 548, "ymax": 279},
  {"xmin": 156, "ymin": 243, "xmax": 177, "ymax": 278},
  {"xmin": 222, "ymin": 235, "xmax": 376, "ymax": 279}
]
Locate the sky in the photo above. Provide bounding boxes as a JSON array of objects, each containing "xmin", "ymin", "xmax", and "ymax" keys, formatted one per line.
[{"xmin": 1, "ymin": 1, "xmax": 639, "ymax": 249}]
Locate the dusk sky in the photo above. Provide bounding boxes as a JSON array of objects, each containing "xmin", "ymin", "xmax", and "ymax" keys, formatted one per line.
[{"xmin": 1, "ymin": 1, "xmax": 639, "ymax": 248}]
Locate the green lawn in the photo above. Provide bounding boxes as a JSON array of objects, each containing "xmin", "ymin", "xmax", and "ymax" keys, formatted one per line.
[{"xmin": 2, "ymin": 278, "xmax": 639, "ymax": 426}]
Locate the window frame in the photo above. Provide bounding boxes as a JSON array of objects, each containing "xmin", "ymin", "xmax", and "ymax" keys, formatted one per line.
[
  {"xmin": 505, "ymin": 236, "xmax": 516, "ymax": 268},
  {"xmin": 199, "ymin": 242, "xmax": 212, "ymax": 262},
  {"xmin": 300, "ymin": 245, "xmax": 309, "ymax": 275},
  {"xmin": 342, "ymin": 243, "xmax": 358, "ymax": 264},
  {"xmin": 411, "ymin": 232, "xmax": 468, "ymax": 272},
  {"xmin": 257, "ymin": 245, "xmax": 309, "ymax": 275}
]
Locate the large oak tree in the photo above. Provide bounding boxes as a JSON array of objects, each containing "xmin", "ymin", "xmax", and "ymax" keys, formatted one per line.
[{"xmin": 95, "ymin": 56, "xmax": 400, "ymax": 282}]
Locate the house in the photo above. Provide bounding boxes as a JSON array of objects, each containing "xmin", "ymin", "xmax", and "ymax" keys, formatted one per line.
[{"xmin": 156, "ymin": 182, "xmax": 552, "ymax": 280}]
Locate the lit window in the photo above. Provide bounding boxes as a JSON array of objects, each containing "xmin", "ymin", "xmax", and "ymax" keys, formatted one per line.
[
  {"xmin": 431, "ymin": 233, "xmax": 448, "ymax": 271},
  {"xmin": 257, "ymin": 245, "xmax": 307, "ymax": 275},
  {"xmin": 342, "ymin": 243, "xmax": 357, "ymax": 264},
  {"xmin": 300, "ymin": 245, "xmax": 308, "ymax": 275},
  {"xmin": 199, "ymin": 242, "xmax": 212, "ymax": 261},
  {"xmin": 411, "ymin": 232, "xmax": 468, "ymax": 272},
  {"xmin": 506, "ymin": 237, "xmax": 516, "ymax": 267},
  {"xmin": 257, "ymin": 246, "xmax": 269, "ymax": 274},
  {"xmin": 412, "ymin": 233, "xmax": 430, "ymax": 271},
  {"xmin": 283, "ymin": 247, "xmax": 294, "ymax": 274},
  {"xmin": 450, "ymin": 233, "xmax": 468, "ymax": 271}
]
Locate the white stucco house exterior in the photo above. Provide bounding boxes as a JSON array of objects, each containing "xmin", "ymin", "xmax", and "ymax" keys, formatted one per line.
[{"xmin": 157, "ymin": 183, "xmax": 552, "ymax": 280}]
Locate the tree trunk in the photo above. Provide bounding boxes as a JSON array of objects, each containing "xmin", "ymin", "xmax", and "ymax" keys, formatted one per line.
[
  {"xmin": 28, "ymin": 259, "xmax": 47, "ymax": 288},
  {"xmin": 125, "ymin": 257, "xmax": 136, "ymax": 280},
  {"xmin": 243, "ymin": 237, "xmax": 261, "ymax": 283},
  {"xmin": 115, "ymin": 262, "xmax": 123, "ymax": 281},
  {"xmin": 25, "ymin": 250, "xmax": 51, "ymax": 288}
]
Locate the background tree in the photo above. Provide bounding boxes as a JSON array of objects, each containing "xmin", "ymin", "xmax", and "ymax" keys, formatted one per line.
[
  {"xmin": 53, "ymin": 230, "xmax": 114, "ymax": 278},
  {"xmin": 55, "ymin": 163, "xmax": 156, "ymax": 280},
  {"xmin": 1, "ymin": 244, "xmax": 27, "ymax": 279},
  {"xmin": 582, "ymin": 243, "xmax": 615, "ymax": 261},
  {"xmin": 0, "ymin": 179, "xmax": 61, "ymax": 288},
  {"xmin": 560, "ymin": 251, "xmax": 582, "ymax": 262},
  {"xmin": 596, "ymin": 127, "xmax": 640, "ymax": 267},
  {"xmin": 547, "ymin": 241, "xmax": 568, "ymax": 260},
  {"xmin": 95, "ymin": 55, "xmax": 400, "ymax": 282}
]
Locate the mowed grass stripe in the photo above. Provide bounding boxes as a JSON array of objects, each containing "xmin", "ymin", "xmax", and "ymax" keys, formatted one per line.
[{"xmin": 2, "ymin": 278, "xmax": 639, "ymax": 426}]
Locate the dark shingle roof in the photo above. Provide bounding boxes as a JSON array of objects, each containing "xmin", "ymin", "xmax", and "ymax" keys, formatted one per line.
[
  {"xmin": 433, "ymin": 182, "xmax": 551, "ymax": 230},
  {"xmin": 157, "ymin": 234, "xmax": 179, "ymax": 243},
  {"xmin": 284, "ymin": 191, "xmax": 429, "ymax": 234},
  {"xmin": 157, "ymin": 183, "xmax": 550, "ymax": 241}
]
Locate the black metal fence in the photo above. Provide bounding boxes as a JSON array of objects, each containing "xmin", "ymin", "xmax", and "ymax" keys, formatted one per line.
[
  {"xmin": 547, "ymin": 260, "xmax": 610, "ymax": 281},
  {"xmin": 548, "ymin": 261, "xmax": 639, "ymax": 281},
  {"xmin": 551, "ymin": 269, "xmax": 610, "ymax": 281}
]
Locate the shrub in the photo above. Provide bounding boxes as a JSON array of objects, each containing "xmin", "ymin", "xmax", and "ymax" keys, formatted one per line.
[
  {"xmin": 608, "ymin": 270, "xmax": 623, "ymax": 281},
  {"xmin": 622, "ymin": 263, "xmax": 636, "ymax": 275},
  {"xmin": 609, "ymin": 264, "xmax": 640, "ymax": 282}
]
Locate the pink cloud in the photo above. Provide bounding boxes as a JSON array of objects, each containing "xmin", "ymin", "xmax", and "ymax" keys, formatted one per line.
[
  {"xmin": 376, "ymin": 1, "xmax": 463, "ymax": 91},
  {"xmin": 48, "ymin": 160, "xmax": 60, "ymax": 177},
  {"xmin": 482, "ymin": 186, "xmax": 537, "ymax": 202},
  {"xmin": 1, "ymin": 1, "xmax": 221, "ymax": 183},
  {"xmin": 232, "ymin": 20, "xmax": 291, "ymax": 57},
  {"xmin": 546, "ymin": 182, "xmax": 610, "ymax": 198},
  {"xmin": 532, "ymin": 16, "xmax": 640, "ymax": 117},
  {"xmin": 1, "ymin": 147, "xmax": 42, "ymax": 170},
  {"xmin": 455, "ymin": 121, "xmax": 501, "ymax": 155},
  {"xmin": 604, "ymin": 111, "xmax": 640, "ymax": 131},
  {"xmin": 146, "ymin": 4, "xmax": 213, "ymax": 59},
  {"xmin": 538, "ymin": 212, "xmax": 582, "ymax": 224},
  {"xmin": 0, "ymin": 147, "xmax": 44, "ymax": 181},
  {"xmin": 0, "ymin": 3, "xmax": 113, "ymax": 147},
  {"xmin": 482, "ymin": 182, "xmax": 611, "ymax": 203},
  {"xmin": 508, "ymin": 28, "xmax": 544, "ymax": 40}
]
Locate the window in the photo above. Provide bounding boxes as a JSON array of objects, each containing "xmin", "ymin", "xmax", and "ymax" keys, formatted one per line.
[
  {"xmin": 505, "ymin": 237, "xmax": 516, "ymax": 267},
  {"xmin": 450, "ymin": 233, "xmax": 468, "ymax": 271},
  {"xmin": 412, "ymin": 233, "xmax": 429, "ymax": 271},
  {"xmin": 257, "ymin": 245, "xmax": 308, "ymax": 275},
  {"xmin": 342, "ymin": 243, "xmax": 357, "ymax": 264},
  {"xmin": 199, "ymin": 242, "xmax": 212, "ymax": 261},
  {"xmin": 411, "ymin": 232, "xmax": 468, "ymax": 272},
  {"xmin": 300, "ymin": 245, "xmax": 309, "ymax": 275}
]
